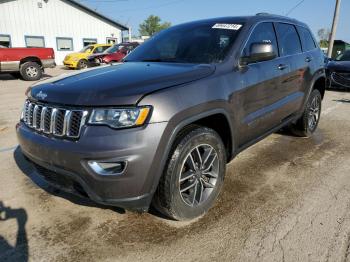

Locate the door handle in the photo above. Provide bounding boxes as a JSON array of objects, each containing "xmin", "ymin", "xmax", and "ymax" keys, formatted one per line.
[
  {"xmin": 305, "ymin": 57, "xmax": 312, "ymax": 62},
  {"xmin": 277, "ymin": 64, "xmax": 288, "ymax": 70}
]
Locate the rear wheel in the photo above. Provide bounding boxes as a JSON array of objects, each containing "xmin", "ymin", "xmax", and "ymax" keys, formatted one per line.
[
  {"xmin": 20, "ymin": 62, "xmax": 42, "ymax": 81},
  {"xmin": 77, "ymin": 59, "xmax": 88, "ymax": 70},
  {"xmin": 153, "ymin": 126, "xmax": 226, "ymax": 220},
  {"xmin": 291, "ymin": 89, "xmax": 322, "ymax": 137}
]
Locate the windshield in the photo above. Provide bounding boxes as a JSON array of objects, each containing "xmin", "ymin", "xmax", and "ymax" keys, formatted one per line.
[
  {"xmin": 104, "ymin": 44, "xmax": 125, "ymax": 54},
  {"xmin": 80, "ymin": 45, "xmax": 94, "ymax": 53},
  {"xmin": 125, "ymin": 22, "xmax": 243, "ymax": 64},
  {"xmin": 335, "ymin": 50, "xmax": 350, "ymax": 61}
]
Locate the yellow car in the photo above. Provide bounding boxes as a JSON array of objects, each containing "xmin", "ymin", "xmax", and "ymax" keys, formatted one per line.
[{"xmin": 63, "ymin": 43, "xmax": 111, "ymax": 69}]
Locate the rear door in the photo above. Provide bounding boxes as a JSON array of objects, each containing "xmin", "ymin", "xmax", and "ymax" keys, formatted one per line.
[
  {"xmin": 296, "ymin": 26, "xmax": 321, "ymax": 94},
  {"xmin": 273, "ymin": 23, "xmax": 306, "ymax": 118}
]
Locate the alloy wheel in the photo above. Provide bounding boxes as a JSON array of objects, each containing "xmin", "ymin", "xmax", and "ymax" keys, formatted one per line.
[
  {"xmin": 308, "ymin": 95, "xmax": 321, "ymax": 131},
  {"xmin": 26, "ymin": 66, "xmax": 38, "ymax": 78},
  {"xmin": 179, "ymin": 144, "xmax": 219, "ymax": 207}
]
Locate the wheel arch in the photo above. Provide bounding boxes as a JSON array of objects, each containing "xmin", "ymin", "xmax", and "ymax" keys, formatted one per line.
[
  {"xmin": 20, "ymin": 56, "xmax": 42, "ymax": 67},
  {"xmin": 147, "ymin": 108, "xmax": 236, "ymax": 196},
  {"xmin": 312, "ymin": 75, "xmax": 326, "ymax": 99}
]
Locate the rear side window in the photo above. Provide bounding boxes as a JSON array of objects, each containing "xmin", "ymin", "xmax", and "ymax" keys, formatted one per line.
[
  {"xmin": 93, "ymin": 46, "xmax": 110, "ymax": 53},
  {"xmin": 297, "ymin": 26, "xmax": 316, "ymax": 51},
  {"xmin": 243, "ymin": 22, "xmax": 278, "ymax": 57},
  {"xmin": 275, "ymin": 23, "xmax": 302, "ymax": 56}
]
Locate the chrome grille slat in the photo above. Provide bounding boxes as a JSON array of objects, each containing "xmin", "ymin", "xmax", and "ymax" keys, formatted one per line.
[
  {"xmin": 40, "ymin": 107, "xmax": 47, "ymax": 131},
  {"xmin": 28, "ymin": 103, "xmax": 34, "ymax": 127},
  {"xmin": 33, "ymin": 105, "xmax": 39, "ymax": 129},
  {"xmin": 22, "ymin": 100, "xmax": 87, "ymax": 139}
]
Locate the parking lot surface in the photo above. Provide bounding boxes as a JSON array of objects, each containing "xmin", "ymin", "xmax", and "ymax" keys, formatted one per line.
[{"xmin": 1, "ymin": 68, "xmax": 350, "ymax": 262}]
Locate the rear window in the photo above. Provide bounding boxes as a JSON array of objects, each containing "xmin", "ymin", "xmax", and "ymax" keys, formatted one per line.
[
  {"xmin": 275, "ymin": 23, "xmax": 302, "ymax": 56},
  {"xmin": 297, "ymin": 26, "xmax": 316, "ymax": 52}
]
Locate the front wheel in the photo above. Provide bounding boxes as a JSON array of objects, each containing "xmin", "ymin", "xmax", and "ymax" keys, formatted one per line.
[
  {"xmin": 20, "ymin": 62, "xmax": 42, "ymax": 81},
  {"xmin": 77, "ymin": 59, "xmax": 88, "ymax": 70},
  {"xmin": 291, "ymin": 89, "xmax": 322, "ymax": 137},
  {"xmin": 153, "ymin": 126, "xmax": 226, "ymax": 220}
]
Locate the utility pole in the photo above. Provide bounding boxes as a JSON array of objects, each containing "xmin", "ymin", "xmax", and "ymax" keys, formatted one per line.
[{"xmin": 327, "ymin": 0, "xmax": 342, "ymax": 58}]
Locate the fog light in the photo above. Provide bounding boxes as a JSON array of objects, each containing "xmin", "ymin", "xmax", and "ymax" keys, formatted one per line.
[{"xmin": 88, "ymin": 161, "xmax": 126, "ymax": 176}]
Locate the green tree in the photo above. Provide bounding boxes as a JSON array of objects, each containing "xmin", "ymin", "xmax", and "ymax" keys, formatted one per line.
[
  {"xmin": 318, "ymin": 28, "xmax": 330, "ymax": 48},
  {"xmin": 139, "ymin": 15, "xmax": 171, "ymax": 36}
]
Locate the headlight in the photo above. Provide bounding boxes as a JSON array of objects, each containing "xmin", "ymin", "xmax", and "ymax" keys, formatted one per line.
[
  {"xmin": 88, "ymin": 107, "xmax": 151, "ymax": 129},
  {"xmin": 72, "ymin": 57, "xmax": 79, "ymax": 62}
]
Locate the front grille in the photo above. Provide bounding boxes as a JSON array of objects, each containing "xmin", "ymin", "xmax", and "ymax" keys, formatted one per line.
[
  {"xmin": 22, "ymin": 100, "xmax": 88, "ymax": 139},
  {"xmin": 331, "ymin": 72, "xmax": 350, "ymax": 88}
]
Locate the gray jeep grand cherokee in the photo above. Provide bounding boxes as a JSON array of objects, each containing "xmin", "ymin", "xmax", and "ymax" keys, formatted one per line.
[{"xmin": 17, "ymin": 14, "xmax": 326, "ymax": 220}]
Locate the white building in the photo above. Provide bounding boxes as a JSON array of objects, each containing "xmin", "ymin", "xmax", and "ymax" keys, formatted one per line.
[{"xmin": 0, "ymin": 0, "xmax": 129, "ymax": 65}]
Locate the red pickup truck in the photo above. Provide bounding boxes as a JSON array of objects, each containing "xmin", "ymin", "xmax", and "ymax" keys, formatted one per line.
[{"xmin": 0, "ymin": 46, "xmax": 55, "ymax": 81}]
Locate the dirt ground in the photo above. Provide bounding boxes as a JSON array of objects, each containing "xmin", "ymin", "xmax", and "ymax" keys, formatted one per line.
[{"xmin": 0, "ymin": 68, "xmax": 350, "ymax": 262}]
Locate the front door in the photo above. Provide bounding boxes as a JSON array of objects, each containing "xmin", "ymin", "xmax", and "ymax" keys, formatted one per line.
[{"xmin": 235, "ymin": 22, "xmax": 283, "ymax": 146}]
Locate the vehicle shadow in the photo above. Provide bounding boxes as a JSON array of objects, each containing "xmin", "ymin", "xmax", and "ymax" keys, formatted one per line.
[
  {"xmin": 0, "ymin": 73, "xmax": 52, "ymax": 81},
  {"xmin": 0, "ymin": 74, "xmax": 16, "ymax": 81},
  {"xmin": 333, "ymin": 98, "xmax": 350, "ymax": 103},
  {"xmin": 13, "ymin": 147, "xmax": 125, "ymax": 214},
  {"xmin": 0, "ymin": 202, "xmax": 28, "ymax": 262}
]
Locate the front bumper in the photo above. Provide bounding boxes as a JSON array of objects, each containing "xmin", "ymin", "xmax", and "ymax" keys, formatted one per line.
[
  {"xmin": 16, "ymin": 121, "xmax": 168, "ymax": 211},
  {"xmin": 326, "ymin": 70, "xmax": 350, "ymax": 89},
  {"xmin": 63, "ymin": 61, "xmax": 78, "ymax": 68}
]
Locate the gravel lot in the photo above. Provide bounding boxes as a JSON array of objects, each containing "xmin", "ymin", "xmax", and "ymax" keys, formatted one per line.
[{"xmin": 1, "ymin": 68, "xmax": 350, "ymax": 262}]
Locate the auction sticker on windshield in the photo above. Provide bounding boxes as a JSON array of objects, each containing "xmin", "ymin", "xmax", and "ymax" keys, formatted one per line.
[{"xmin": 212, "ymin": 23, "xmax": 242, "ymax": 30}]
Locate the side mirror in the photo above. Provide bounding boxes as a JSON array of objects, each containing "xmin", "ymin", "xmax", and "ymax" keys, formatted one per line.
[{"xmin": 240, "ymin": 42, "xmax": 277, "ymax": 66}]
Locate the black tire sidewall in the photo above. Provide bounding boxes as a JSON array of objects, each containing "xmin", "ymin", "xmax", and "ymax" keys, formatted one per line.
[
  {"xmin": 20, "ymin": 62, "xmax": 42, "ymax": 81},
  {"xmin": 291, "ymin": 89, "xmax": 322, "ymax": 137},
  {"xmin": 78, "ymin": 59, "xmax": 87, "ymax": 69},
  {"xmin": 302, "ymin": 89, "xmax": 322, "ymax": 136},
  {"xmin": 164, "ymin": 127, "xmax": 226, "ymax": 220}
]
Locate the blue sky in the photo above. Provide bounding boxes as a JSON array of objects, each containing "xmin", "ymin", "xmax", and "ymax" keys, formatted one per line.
[{"xmin": 78, "ymin": 0, "xmax": 350, "ymax": 42}]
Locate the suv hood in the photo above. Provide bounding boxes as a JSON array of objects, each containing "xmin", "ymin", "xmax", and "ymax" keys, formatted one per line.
[
  {"xmin": 29, "ymin": 62, "xmax": 215, "ymax": 106},
  {"xmin": 327, "ymin": 61, "xmax": 350, "ymax": 72}
]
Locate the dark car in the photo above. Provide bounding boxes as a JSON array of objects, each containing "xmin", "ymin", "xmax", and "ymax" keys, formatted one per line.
[
  {"xmin": 17, "ymin": 14, "xmax": 326, "ymax": 221},
  {"xmin": 326, "ymin": 50, "xmax": 350, "ymax": 89},
  {"xmin": 87, "ymin": 42, "xmax": 139, "ymax": 67}
]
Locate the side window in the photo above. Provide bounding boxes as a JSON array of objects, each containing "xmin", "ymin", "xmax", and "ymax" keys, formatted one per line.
[
  {"xmin": 93, "ymin": 46, "xmax": 109, "ymax": 53},
  {"xmin": 243, "ymin": 22, "xmax": 278, "ymax": 57},
  {"xmin": 0, "ymin": 35, "xmax": 11, "ymax": 47},
  {"xmin": 83, "ymin": 38, "xmax": 97, "ymax": 47},
  {"xmin": 275, "ymin": 23, "xmax": 302, "ymax": 56},
  {"xmin": 25, "ymin": 36, "xmax": 45, "ymax": 47},
  {"xmin": 56, "ymin": 37, "xmax": 73, "ymax": 51},
  {"xmin": 297, "ymin": 26, "xmax": 316, "ymax": 52}
]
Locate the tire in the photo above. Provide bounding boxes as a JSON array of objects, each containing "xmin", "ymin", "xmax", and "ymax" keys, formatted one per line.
[
  {"xmin": 77, "ymin": 59, "xmax": 88, "ymax": 70},
  {"xmin": 153, "ymin": 126, "xmax": 227, "ymax": 221},
  {"xmin": 20, "ymin": 62, "xmax": 42, "ymax": 81},
  {"xmin": 291, "ymin": 89, "xmax": 322, "ymax": 137}
]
